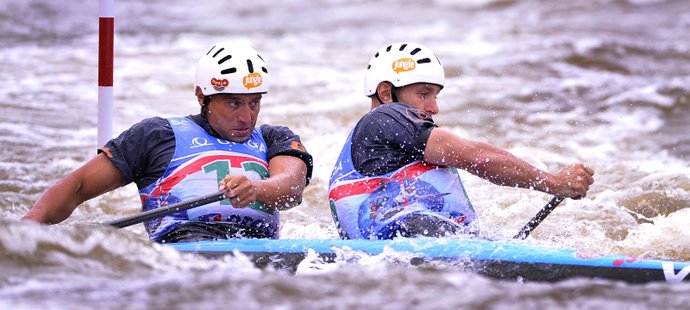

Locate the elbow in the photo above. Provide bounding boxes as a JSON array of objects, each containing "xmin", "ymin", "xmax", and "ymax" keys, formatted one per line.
[
  {"xmin": 290, "ymin": 194, "xmax": 303, "ymax": 208},
  {"xmin": 288, "ymin": 177, "xmax": 307, "ymax": 206},
  {"xmin": 287, "ymin": 184, "xmax": 305, "ymax": 207},
  {"xmin": 277, "ymin": 183, "xmax": 306, "ymax": 211},
  {"xmin": 276, "ymin": 193, "xmax": 303, "ymax": 211},
  {"xmin": 270, "ymin": 170, "xmax": 308, "ymax": 211},
  {"xmin": 22, "ymin": 206, "xmax": 53, "ymax": 225}
]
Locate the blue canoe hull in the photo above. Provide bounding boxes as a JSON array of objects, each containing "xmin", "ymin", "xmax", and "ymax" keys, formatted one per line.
[{"xmin": 167, "ymin": 238, "xmax": 690, "ymax": 283}]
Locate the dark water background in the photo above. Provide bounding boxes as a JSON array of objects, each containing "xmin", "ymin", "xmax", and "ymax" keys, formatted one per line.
[{"xmin": 1, "ymin": 0, "xmax": 690, "ymax": 308}]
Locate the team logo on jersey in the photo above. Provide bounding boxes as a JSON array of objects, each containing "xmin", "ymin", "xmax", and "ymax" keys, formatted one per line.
[
  {"xmin": 392, "ymin": 58, "xmax": 416, "ymax": 73},
  {"xmin": 243, "ymin": 72, "xmax": 263, "ymax": 90},
  {"xmin": 190, "ymin": 137, "xmax": 213, "ymax": 148},
  {"xmin": 211, "ymin": 78, "xmax": 229, "ymax": 91}
]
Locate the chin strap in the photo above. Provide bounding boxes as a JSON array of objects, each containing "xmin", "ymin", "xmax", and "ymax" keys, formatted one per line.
[
  {"xmin": 375, "ymin": 86, "xmax": 400, "ymax": 105},
  {"xmin": 200, "ymin": 95, "xmax": 222, "ymax": 138}
]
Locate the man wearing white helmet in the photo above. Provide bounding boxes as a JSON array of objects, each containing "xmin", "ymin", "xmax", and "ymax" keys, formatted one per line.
[
  {"xmin": 328, "ymin": 42, "xmax": 593, "ymax": 239},
  {"xmin": 23, "ymin": 42, "xmax": 313, "ymax": 242}
]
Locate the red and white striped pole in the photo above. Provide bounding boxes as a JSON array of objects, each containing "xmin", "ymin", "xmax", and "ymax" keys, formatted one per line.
[{"xmin": 98, "ymin": 0, "xmax": 114, "ymax": 148}]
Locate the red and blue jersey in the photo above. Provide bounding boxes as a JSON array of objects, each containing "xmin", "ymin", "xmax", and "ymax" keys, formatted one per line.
[
  {"xmin": 139, "ymin": 117, "xmax": 278, "ymax": 241},
  {"xmin": 101, "ymin": 114, "xmax": 313, "ymax": 242},
  {"xmin": 328, "ymin": 103, "xmax": 477, "ymax": 239}
]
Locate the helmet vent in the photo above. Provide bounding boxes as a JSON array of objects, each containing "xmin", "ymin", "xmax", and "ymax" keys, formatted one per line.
[
  {"xmin": 212, "ymin": 48, "xmax": 224, "ymax": 58},
  {"xmin": 247, "ymin": 59, "xmax": 254, "ymax": 73},
  {"xmin": 386, "ymin": 45, "xmax": 392, "ymax": 52},
  {"xmin": 221, "ymin": 68, "xmax": 237, "ymax": 74},
  {"xmin": 218, "ymin": 55, "xmax": 232, "ymax": 64},
  {"xmin": 206, "ymin": 45, "xmax": 217, "ymax": 55},
  {"xmin": 417, "ymin": 58, "xmax": 431, "ymax": 64},
  {"xmin": 262, "ymin": 67, "xmax": 268, "ymax": 74},
  {"xmin": 399, "ymin": 44, "xmax": 408, "ymax": 51},
  {"xmin": 410, "ymin": 48, "xmax": 421, "ymax": 55}
]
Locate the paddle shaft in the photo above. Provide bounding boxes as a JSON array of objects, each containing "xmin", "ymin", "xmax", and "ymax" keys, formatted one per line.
[
  {"xmin": 106, "ymin": 190, "xmax": 227, "ymax": 228},
  {"xmin": 513, "ymin": 196, "xmax": 565, "ymax": 240}
]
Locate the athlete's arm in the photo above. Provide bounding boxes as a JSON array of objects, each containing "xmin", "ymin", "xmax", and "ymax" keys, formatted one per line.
[
  {"xmin": 424, "ymin": 128, "xmax": 594, "ymax": 199},
  {"xmin": 219, "ymin": 155, "xmax": 308, "ymax": 211},
  {"xmin": 22, "ymin": 153, "xmax": 123, "ymax": 224}
]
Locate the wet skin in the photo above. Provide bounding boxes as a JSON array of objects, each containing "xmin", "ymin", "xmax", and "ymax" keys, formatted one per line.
[{"xmin": 200, "ymin": 91, "xmax": 262, "ymax": 143}]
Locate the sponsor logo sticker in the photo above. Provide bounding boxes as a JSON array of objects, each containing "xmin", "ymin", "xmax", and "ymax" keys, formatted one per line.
[
  {"xmin": 290, "ymin": 140, "xmax": 307, "ymax": 152},
  {"xmin": 243, "ymin": 72, "xmax": 263, "ymax": 90},
  {"xmin": 392, "ymin": 58, "xmax": 416, "ymax": 73},
  {"xmin": 211, "ymin": 78, "xmax": 229, "ymax": 91}
]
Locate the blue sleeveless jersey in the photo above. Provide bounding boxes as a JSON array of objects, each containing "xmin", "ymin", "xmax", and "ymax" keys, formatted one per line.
[
  {"xmin": 328, "ymin": 130, "xmax": 477, "ymax": 239},
  {"xmin": 140, "ymin": 117, "xmax": 279, "ymax": 241}
]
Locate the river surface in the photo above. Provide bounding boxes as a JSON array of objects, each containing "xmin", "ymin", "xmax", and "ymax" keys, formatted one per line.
[{"xmin": 1, "ymin": 0, "xmax": 690, "ymax": 309}]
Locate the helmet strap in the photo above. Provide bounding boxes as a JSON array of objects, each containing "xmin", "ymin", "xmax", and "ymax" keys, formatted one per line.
[
  {"xmin": 391, "ymin": 87, "xmax": 400, "ymax": 103},
  {"xmin": 375, "ymin": 83, "xmax": 399, "ymax": 104},
  {"xmin": 200, "ymin": 95, "xmax": 222, "ymax": 138}
]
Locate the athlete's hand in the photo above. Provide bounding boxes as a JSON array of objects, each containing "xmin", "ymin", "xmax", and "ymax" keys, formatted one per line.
[
  {"xmin": 553, "ymin": 163, "xmax": 594, "ymax": 199},
  {"xmin": 219, "ymin": 174, "xmax": 257, "ymax": 208}
]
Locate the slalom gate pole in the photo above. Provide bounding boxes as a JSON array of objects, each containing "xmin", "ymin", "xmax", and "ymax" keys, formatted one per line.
[{"xmin": 98, "ymin": 0, "xmax": 114, "ymax": 148}]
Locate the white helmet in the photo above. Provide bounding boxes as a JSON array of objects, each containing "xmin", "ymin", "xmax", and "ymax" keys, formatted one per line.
[
  {"xmin": 195, "ymin": 42, "xmax": 269, "ymax": 96},
  {"xmin": 364, "ymin": 42, "xmax": 445, "ymax": 96}
]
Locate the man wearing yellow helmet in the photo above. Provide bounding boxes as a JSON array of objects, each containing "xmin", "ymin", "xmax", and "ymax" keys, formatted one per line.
[
  {"xmin": 23, "ymin": 42, "xmax": 313, "ymax": 242},
  {"xmin": 328, "ymin": 42, "xmax": 593, "ymax": 239}
]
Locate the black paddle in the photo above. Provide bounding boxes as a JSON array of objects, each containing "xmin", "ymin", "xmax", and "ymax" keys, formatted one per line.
[
  {"xmin": 106, "ymin": 190, "xmax": 227, "ymax": 228},
  {"xmin": 513, "ymin": 196, "xmax": 565, "ymax": 240}
]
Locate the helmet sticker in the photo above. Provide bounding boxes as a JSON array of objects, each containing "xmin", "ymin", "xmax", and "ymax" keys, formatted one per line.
[
  {"xmin": 243, "ymin": 72, "xmax": 263, "ymax": 90},
  {"xmin": 210, "ymin": 78, "xmax": 229, "ymax": 91},
  {"xmin": 392, "ymin": 58, "xmax": 416, "ymax": 73}
]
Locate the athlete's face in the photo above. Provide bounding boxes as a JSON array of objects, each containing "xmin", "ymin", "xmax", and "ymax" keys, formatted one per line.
[
  {"xmin": 396, "ymin": 83, "xmax": 441, "ymax": 115},
  {"xmin": 205, "ymin": 93, "xmax": 262, "ymax": 143}
]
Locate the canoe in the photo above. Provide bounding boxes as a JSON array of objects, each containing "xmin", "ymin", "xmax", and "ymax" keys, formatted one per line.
[{"xmin": 167, "ymin": 237, "xmax": 690, "ymax": 283}]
